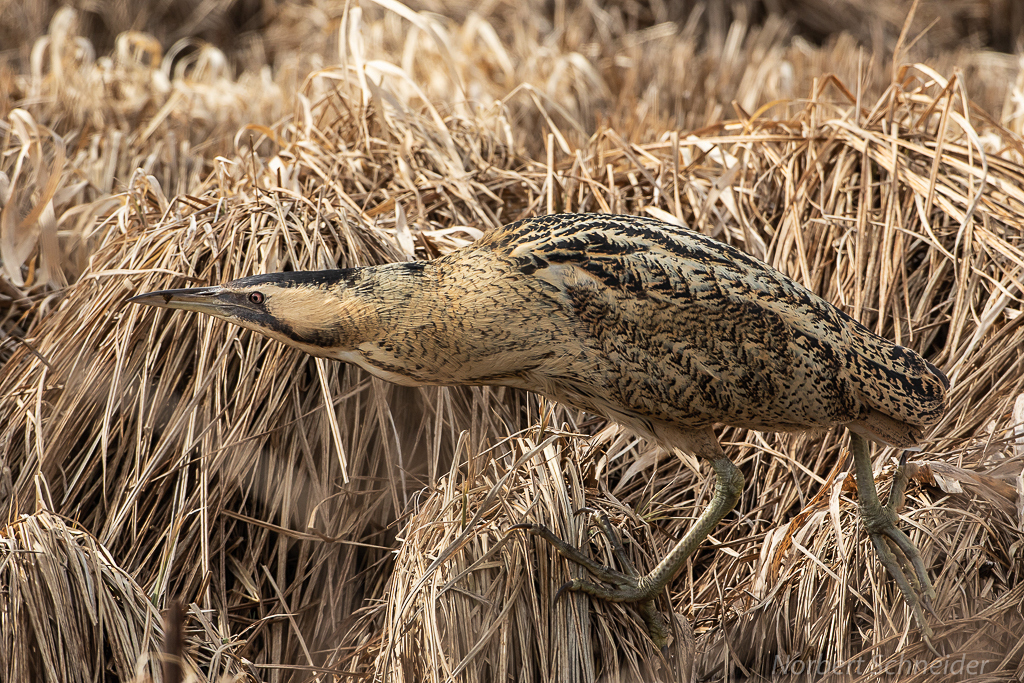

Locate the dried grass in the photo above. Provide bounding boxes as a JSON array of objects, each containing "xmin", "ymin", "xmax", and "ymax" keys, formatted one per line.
[
  {"xmin": 2, "ymin": 2, "xmax": 1024, "ymax": 683},
  {"xmin": 362, "ymin": 63, "xmax": 1024, "ymax": 681},
  {"xmin": 0, "ymin": 508, "xmax": 170, "ymax": 682}
]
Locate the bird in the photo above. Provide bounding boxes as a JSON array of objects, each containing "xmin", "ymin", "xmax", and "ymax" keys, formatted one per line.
[{"xmin": 128, "ymin": 212, "xmax": 948, "ymax": 651}]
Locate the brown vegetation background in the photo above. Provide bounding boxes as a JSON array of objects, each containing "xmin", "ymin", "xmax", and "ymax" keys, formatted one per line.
[{"xmin": 1, "ymin": 1, "xmax": 1023, "ymax": 681}]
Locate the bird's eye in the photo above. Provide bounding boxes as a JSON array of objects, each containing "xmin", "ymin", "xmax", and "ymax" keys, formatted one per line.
[{"xmin": 248, "ymin": 292, "xmax": 265, "ymax": 305}]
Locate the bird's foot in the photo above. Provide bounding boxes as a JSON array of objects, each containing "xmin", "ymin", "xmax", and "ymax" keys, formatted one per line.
[
  {"xmin": 859, "ymin": 452, "xmax": 939, "ymax": 656},
  {"xmin": 510, "ymin": 510, "xmax": 670, "ymax": 651},
  {"xmin": 511, "ymin": 452, "xmax": 741, "ymax": 653}
]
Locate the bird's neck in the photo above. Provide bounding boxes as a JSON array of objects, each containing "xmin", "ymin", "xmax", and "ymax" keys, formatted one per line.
[{"xmin": 328, "ymin": 255, "xmax": 571, "ymax": 388}]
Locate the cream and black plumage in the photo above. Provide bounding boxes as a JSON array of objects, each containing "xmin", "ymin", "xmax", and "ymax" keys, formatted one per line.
[{"xmin": 129, "ymin": 213, "xmax": 948, "ymax": 650}]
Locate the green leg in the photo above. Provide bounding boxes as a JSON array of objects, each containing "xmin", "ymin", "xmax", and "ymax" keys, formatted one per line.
[
  {"xmin": 850, "ymin": 432, "xmax": 938, "ymax": 654},
  {"xmin": 512, "ymin": 443, "xmax": 744, "ymax": 650}
]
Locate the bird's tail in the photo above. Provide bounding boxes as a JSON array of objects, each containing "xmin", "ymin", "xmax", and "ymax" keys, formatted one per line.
[{"xmin": 848, "ymin": 354, "xmax": 948, "ymax": 449}]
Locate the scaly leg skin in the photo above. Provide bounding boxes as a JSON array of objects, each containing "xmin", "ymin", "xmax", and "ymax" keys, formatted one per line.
[
  {"xmin": 850, "ymin": 432, "xmax": 939, "ymax": 656},
  {"xmin": 512, "ymin": 451, "xmax": 744, "ymax": 651}
]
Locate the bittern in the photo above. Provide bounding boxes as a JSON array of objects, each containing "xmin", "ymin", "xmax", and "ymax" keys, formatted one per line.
[{"xmin": 129, "ymin": 213, "xmax": 947, "ymax": 651}]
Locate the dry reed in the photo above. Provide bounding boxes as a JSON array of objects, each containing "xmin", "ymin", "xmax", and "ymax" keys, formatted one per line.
[{"xmin": 1, "ymin": 2, "xmax": 1023, "ymax": 682}]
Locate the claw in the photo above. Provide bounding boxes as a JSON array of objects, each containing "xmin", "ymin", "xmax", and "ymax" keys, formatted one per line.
[{"xmin": 553, "ymin": 580, "xmax": 576, "ymax": 603}]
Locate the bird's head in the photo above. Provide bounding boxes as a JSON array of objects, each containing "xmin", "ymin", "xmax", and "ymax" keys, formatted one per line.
[{"xmin": 128, "ymin": 270, "xmax": 382, "ymax": 359}]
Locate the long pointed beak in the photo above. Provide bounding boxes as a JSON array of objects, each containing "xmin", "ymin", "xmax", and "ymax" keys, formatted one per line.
[{"xmin": 127, "ymin": 286, "xmax": 230, "ymax": 316}]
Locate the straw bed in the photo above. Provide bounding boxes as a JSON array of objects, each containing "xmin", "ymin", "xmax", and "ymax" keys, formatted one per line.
[{"xmin": 2, "ymin": 3, "xmax": 1023, "ymax": 682}]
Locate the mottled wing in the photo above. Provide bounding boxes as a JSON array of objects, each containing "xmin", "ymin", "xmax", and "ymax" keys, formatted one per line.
[{"xmin": 485, "ymin": 214, "xmax": 947, "ymax": 439}]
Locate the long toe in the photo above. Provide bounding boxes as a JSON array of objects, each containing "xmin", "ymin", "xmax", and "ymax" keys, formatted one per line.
[
  {"xmin": 852, "ymin": 434, "xmax": 938, "ymax": 652},
  {"xmin": 509, "ymin": 522, "xmax": 637, "ymax": 588},
  {"xmin": 863, "ymin": 511, "xmax": 939, "ymax": 653},
  {"xmin": 881, "ymin": 523, "xmax": 937, "ymax": 607},
  {"xmin": 512, "ymin": 520, "xmax": 669, "ymax": 602},
  {"xmin": 511, "ymin": 518, "xmax": 671, "ymax": 649},
  {"xmin": 511, "ymin": 443, "xmax": 743, "ymax": 648},
  {"xmin": 869, "ymin": 531, "xmax": 935, "ymax": 644},
  {"xmin": 883, "ymin": 453, "xmax": 938, "ymax": 606}
]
